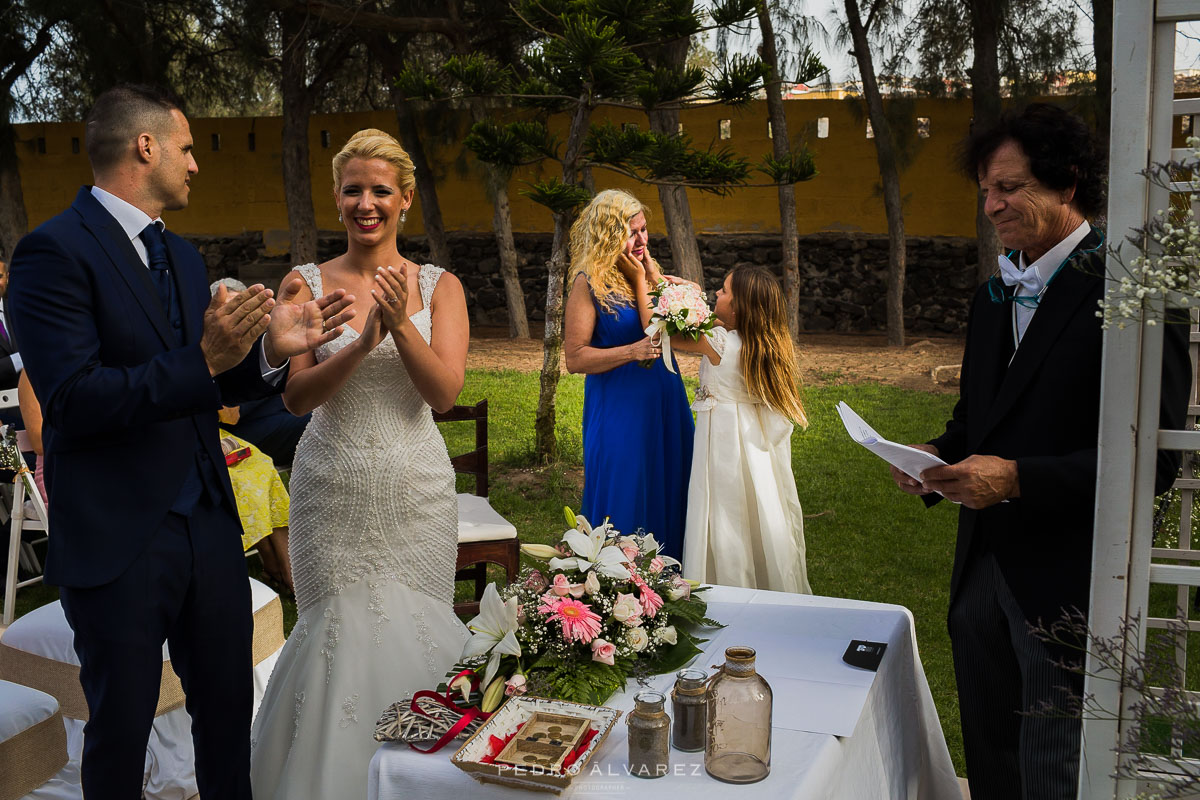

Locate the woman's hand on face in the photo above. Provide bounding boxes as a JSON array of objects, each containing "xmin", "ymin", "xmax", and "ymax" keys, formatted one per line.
[
  {"xmin": 372, "ymin": 265, "xmax": 411, "ymax": 334},
  {"xmin": 615, "ymin": 253, "xmax": 645, "ymax": 283},
  {"xmin": 627, "ymin": 335, "xmax": 662, "ymax": 362}
]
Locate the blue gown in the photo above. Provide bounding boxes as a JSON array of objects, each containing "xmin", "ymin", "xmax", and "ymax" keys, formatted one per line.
[{"xmin": 580, "ymin": 294, "xmax": 694, "ymax": 561}]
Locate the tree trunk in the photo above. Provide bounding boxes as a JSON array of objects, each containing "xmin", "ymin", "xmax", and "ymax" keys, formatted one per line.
[
  {"xmin": 648, "ymin": 108, "xmax": 703, "ymax": 285},
  {"xmin": 969, "ymin": 0, "xmax": 1003, "ymax": 285},
  {"xmin": 756, "ymin": 0, "xmax": 801, "ymax": 338},
  {"xmin": 488, "ymin": 169, "xmax": 529, "ymax": 337},
  {"xmin": 279, "ymin": 11, "xmax": 319, "ymax": 268},
  {"xmin": 394, "ymin": 97, "xmax": 452, "ymax": 269},
  {"xmin": 0, "ymin": 121, "xmax": 28, "ymax": 262},
  {"xmin": 535, "ymin": 95, "xmax": 593, "ymax": 462},
  {"xmin": 846, "ymin": 0, "xmax": 905, "ymax": 347},
  {"xmin": 1092, "ymin": 0, "xmax": 1112, "ymax": 148}
]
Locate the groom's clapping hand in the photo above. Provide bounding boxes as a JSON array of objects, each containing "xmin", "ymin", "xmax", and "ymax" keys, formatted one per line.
[
  {"xmin": 262, "ymin": 278, "xmax": 356, "ymax": 367},
  {"xmin": 202, "ymin": 283, "xmax": 276, "ymax": 376}
]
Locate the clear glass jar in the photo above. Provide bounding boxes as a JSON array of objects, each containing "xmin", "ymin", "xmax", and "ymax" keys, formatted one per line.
[
  {"xmin": 671, "ymin": 668, "xmax": 707, "ymax": 752},
  {"xmin": 705, "ymin": 646, "xmax": 771, "ymax": 783},
  {"xmin": 627, "ymin": 689, "xmax": 670, "ymax": 779}
]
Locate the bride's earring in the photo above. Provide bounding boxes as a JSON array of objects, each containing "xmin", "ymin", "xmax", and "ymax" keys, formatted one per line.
[{"xmin": 400, "ymin": 209, "xmax": 407, "ymax": 224}]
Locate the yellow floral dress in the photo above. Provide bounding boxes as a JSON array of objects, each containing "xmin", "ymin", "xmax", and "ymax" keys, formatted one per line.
[{"xmin": 220, "ymin": 429, "xmax": 291, "ymax": 550}]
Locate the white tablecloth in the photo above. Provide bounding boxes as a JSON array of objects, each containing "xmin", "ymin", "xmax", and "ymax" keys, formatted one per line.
[{"xmin": 368, "ymin": 586, "xmax": 960, "ymax": 800}]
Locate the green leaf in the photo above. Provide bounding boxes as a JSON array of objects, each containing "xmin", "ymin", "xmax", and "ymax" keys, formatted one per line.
[
  {"xmin": 520, "ymin": 179, "xmax": 592, "ymax": 215},
  {"xmin": 758, "ymin": 147, "xmax": 818, "ymax": 184},
  {"xmin": 393, "ymin": 63, "xmax": 445, "ymax": 101},
  {"xmin": 649, "ymin": 637, "xmax": 704, "ymax": 675}
]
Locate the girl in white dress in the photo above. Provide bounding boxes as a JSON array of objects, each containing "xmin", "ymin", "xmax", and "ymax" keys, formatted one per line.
[
  {"xmin": 680, "ymin": 266, "xmax": 812, "ymax": 593},
  {"xmin": 250, "ymin": 129, "xmax": 470, "ymax": 799}
]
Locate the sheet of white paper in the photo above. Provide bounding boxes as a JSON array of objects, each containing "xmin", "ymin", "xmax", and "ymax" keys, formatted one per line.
[
  {"xmin": 769, "ymin": 677, "xmax": 871, "ymax": 737},
  {"xmin": 837, "ymin": 401, "xmax": 948, "ymax": 481}
]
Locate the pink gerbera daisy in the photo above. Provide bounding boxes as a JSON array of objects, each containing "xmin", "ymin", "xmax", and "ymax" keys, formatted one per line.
[
  {"xmin": 548, "ymin": 598, "xmax": 603, "ymax": 643},
  {"xmin": 639, "ymin": 584, "xmax": 664, "ymax": 618}
]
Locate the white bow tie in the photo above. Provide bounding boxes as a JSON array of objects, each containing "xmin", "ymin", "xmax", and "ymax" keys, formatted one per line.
[{"xmin": 998, "ymin": 254, "xmax": 1044, "ymax": 296}]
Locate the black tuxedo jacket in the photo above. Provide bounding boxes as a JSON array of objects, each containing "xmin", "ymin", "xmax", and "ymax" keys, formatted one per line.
[
  {"xmin": 8, "ymin": 187, "xmax": 285, "ymax": 588},
  {"xmin": 929, "ymin": 230, "xmax": 1191, "ymax": 628}
]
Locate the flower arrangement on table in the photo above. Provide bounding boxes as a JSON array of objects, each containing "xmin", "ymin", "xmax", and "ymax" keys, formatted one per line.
[
  {"xmin": 458, "ymin": 508, "xmax": 719, "ymax": 709},
  {"xmin": 642, "ymin": 280, "xmax": 717, "ymax": 374}
]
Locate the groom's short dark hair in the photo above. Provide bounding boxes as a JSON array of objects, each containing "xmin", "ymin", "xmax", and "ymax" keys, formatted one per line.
[{"xmin": 85, "ymin": 84, "xmax": 185, "ymax": 174}]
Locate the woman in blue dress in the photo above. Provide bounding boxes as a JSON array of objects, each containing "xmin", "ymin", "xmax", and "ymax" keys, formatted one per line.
[{"xmin": 563, "ymin": 189, "xmax": 694, "ymax": 561}]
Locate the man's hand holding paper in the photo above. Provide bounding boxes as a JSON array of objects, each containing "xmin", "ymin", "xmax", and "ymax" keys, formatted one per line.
[
  {"xmin": 919, "ymin": 455, "xmax": 1020, "ymax": 509},
  {"xmin": 889, "ymin": 444, "xmax": 940, "ymax": 497}
]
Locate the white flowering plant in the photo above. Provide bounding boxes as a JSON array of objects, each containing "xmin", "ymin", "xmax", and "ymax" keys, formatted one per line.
[
  {"xmin": 446, "ymin": 509, "xmax": 719, "ymax": 710},
  {"xmin": 1100, "ymin": 136, "xmax": 1200, "ymax": 329}
]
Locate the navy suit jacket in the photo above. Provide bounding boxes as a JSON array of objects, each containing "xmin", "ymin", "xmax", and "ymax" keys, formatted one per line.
[
  {"xmin": 928, "ymin": 231, "xmax": 1192, "ymax": 630},
  {"xmin": 8, "ymin": 187, "xmax": 285, "ymax": 588}
]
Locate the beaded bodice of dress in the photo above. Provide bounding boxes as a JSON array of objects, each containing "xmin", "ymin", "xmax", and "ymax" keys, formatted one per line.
[{"xmin": 288, "ymin": 263, "xmax": 457, "ymax": 615}]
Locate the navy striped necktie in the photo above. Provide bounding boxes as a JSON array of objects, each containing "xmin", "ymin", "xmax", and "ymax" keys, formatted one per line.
[{"xmin": 139, "ymin": 223, "xmax": 182, "ymax": 341}]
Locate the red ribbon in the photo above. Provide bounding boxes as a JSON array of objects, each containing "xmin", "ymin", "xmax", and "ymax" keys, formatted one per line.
[{"xmin": 407, "ymin": 670, "xmax": 493, "ymax": 754}]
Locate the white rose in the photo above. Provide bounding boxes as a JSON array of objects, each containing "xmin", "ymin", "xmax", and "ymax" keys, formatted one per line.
[
  {"xmin": 653, "ymin": 625, "xmax": 677, "ymax": 646},
  {"xmin": 583, "ymin": 571, "xmax": 600, "ymax": 596},
  {"xmin": 625, "ymin": 626, "xmax": 650, "ymax": 652},
  {"xmin": 612, "ymin": 592, "xmax": 643, "ymax": 625},
  {"xmin": 667, "ymin": 577, "xmax": 691, "ymax": 601}
]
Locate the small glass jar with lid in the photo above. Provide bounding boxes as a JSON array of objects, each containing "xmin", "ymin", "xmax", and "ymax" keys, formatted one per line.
[
  {"xmin": 705, "ymin": 646, "xmax": 771, "ymax": 783},
  {"xmin": 671, "ymin": 668, "xmax": 707, "ymax": 751},
  {"xmin": 627, "ymin": 689, "xmax": 670, "ymax": 778}
]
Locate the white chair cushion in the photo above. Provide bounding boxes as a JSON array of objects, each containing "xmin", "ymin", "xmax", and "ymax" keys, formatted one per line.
[
  {"xmin": 1, "ymin": 602, "xmax": 78, "ymax": 664},
  {"xmin": 456, "ymin": 493, "xmax": 517, "ymax": 543},
  {"xmin": 0, "ymin": 678, "xmax": 58, "ymax": 743}
]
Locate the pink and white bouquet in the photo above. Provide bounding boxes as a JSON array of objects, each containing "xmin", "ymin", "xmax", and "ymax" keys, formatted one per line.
[
  {"xmin": 644, "ymin": 280, "xmax": 717, "ymax": 373},
  {"xmin": 450, "ymin": 509, "xmax": 718, "ymax": 710}
]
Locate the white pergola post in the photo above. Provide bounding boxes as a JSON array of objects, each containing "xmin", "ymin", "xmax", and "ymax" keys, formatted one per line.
[{"xmin": 1084, "ymin": 2, "xmax": 1200, "ymax": 798}]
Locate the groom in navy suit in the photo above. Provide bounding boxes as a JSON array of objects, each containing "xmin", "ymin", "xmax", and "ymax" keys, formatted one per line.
[{"xmin": 8, "ymin": 84, "xmax": 354, "ymax": 800}]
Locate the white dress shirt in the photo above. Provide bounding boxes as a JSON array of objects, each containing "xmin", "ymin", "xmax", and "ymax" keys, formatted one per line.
[
  {"xmin": 89, "ymin": 186, "xmax": 286, "ymax": 380},
  {"xmin": 1012, "ymin": 218, "xmax": 1091, "ymax": 344}
]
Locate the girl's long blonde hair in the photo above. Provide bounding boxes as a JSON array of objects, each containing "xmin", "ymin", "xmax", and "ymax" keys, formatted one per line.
[
  {"xmin": 730, "ymin": 266, "xmax": 808, "ymax": 428},
  {"xmin": 568, "ymin": 189, "xmax": 648, "ymax": 312}
]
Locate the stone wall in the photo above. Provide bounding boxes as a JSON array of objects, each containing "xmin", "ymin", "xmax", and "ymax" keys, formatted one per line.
[{"xmin": 187, "ymin": 231, "xmax": 979, "ymax": 335}]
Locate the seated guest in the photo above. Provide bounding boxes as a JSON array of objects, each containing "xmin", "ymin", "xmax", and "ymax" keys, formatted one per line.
[
  {"xmin": 0, "ymin": 259, "xmax": 22, "ymax": 390},
  {"xmin": 224, "ymin": 394, "xmax": 309, "ymax": 467},
  {"xmin": 218, "ymin": 405, "xmax": 293, "ymax": 594},
  {"xmin": 17, "ymin": 371, "xmax": 45, "ymax": 503}
]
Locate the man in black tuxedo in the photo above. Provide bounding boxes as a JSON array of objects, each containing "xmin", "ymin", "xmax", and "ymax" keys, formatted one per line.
[
  {"xmin": 891, "ymin": 104, "xmax": 1191, "ymax": 798},
  {"xmin": 7, "ymin": 84, "xmax": 354, "ymax": 800}
]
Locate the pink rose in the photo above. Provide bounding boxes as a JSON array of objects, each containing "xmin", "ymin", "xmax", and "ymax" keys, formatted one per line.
[
  {"xmin": 591, "ymin": 638, "xmax": 616, "ymax": 666},
  {"xmin": 551, "ymin": 573, "xmax": 572, "ymax": 597},
  {"xmin": 505, "ymin": 674, "xmax": 528, "ymax": 696},
  {"xmin": 621, "ymin": 544, "xmax": 640, "ymax": 562},
  {"xmin": 649, "ymin": 557, "xmax": 664, "ymax": 574}
]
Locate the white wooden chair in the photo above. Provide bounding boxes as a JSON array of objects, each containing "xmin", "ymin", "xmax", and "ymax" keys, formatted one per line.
[{"xmin": 0, "ymin": 393, "xmax": 48, "ymax": 627}]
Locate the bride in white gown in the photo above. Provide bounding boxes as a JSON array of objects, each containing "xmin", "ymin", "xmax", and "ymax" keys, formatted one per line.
[{"xmin": 250, "ymin": 129, "xmax": 470, "ymax": 800}]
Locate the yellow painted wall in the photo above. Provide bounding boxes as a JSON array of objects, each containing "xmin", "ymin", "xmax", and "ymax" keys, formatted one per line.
[{"xmin": 14, "ymin": 98, "xmax": 980, "ymax": 240}]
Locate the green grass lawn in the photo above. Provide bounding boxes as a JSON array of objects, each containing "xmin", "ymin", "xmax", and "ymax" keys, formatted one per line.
[{"xmin": 10, "ymin": 369, "xmax": 966, "ymax": 772}]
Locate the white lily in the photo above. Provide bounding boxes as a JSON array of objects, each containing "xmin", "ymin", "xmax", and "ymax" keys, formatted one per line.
[
  {"xmin": 549, "ymin": 515, "xmax": 631, "ymax": 579},
  {"xmin": 636, "ymin": 533, "xmax": 680, "ymax": 569},
  {"xmin": 461, "ymin": 584, "xmax": 522, "ymax": 686}
]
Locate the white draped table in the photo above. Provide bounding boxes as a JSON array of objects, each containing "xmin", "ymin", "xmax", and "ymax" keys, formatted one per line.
[{"xmin": 368, "ymin": 586, "xmax": 960, "ymax": 799}]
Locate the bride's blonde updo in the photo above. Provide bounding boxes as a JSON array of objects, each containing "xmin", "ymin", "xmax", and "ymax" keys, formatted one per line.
[
  {"xmin": 569, "ymin": 189, "xmax": 648, "ymax": 313},
  {"xmin": 331, "ymin": 128, "xmax": 416, "ymax": 193}
]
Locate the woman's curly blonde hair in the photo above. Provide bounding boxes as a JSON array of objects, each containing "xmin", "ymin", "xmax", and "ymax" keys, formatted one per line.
[
  {"xmin": 332, "ymin": 128, "xmax": 416, "ymax": 195},
  {"xmin": 568, "ymin": 189, "xmax": 648, "ymax": 313}
]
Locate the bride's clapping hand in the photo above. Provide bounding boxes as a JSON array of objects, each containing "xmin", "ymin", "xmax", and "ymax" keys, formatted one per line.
[
  {"xmin": 372, "ymin": 265, "xmax": 411, "ymax": 334},
  {"xmin": 357, "ymin": 299, "xmax": 388, "ymax": 352}
]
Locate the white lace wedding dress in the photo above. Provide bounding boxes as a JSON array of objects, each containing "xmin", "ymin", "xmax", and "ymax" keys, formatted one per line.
[{"xmin": 250, "ymin": 263, "xmax": 469, "ymax": 800}]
